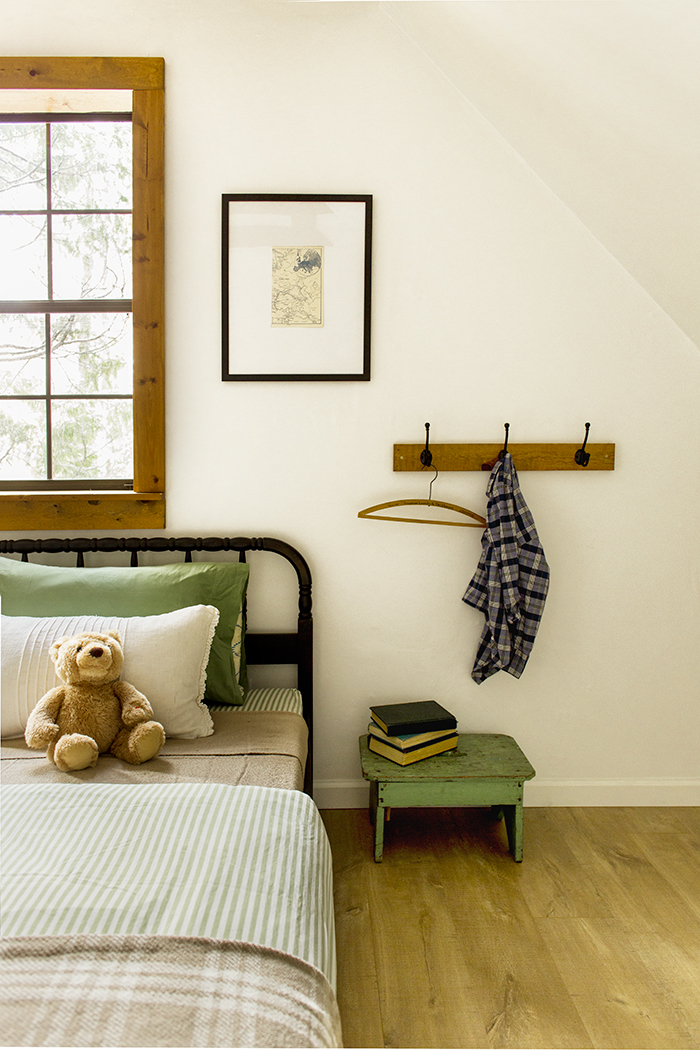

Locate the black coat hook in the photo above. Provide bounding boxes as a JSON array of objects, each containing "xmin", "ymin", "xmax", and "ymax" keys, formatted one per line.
[
  {"xmin": 420, "ymin": 422, "xmax": 433, "ymax": 467},
  {"xmin": 575, "ymin": 422, "xmax": 591, "ymax": 467},
  {"xmin": 500, "ymin": 422, "xmax": 510, "ymax": 459},
  {"xmin": 481, "ymin": 423, "xmax": 510, "ymax": 470}
]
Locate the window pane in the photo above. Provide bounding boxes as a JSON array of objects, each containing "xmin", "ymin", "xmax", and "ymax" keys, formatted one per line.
[
  {"xmin": 0, "ymin": 400, "xmax": 46, "ymax": 480},
  {"xmin": 0, "ymin": 123, "xmax": 47, "ymax": 209},
  {"xmin": 0, "ymin": 314, "xmax": 46, "ymax": 394},
  {"xmin": 52, "ymin": 213, "xmax": 132, "ymax": 300},
  {"xmin": 51, "ymin": 121, "xmax": 132, "ymax": 211},
  {"xmin": 51, "ymin": 313, "xmax": 132, "ymax": 395},
  {"xmin": 52, "ymin": 398, "xmax": 132, "ymax": 479},
  {"xmin": 0, "ymin": 214, "xmax": 48, "ymax": 299}
]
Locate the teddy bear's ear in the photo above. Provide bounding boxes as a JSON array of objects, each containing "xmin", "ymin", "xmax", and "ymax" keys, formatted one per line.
[
  {"xmin": 50, "ymin": 638, "xmax": 66, "ymax": 662},
  {"xmin": 108, "ymin": 630, "xmax": 122, "ymax": 644}
]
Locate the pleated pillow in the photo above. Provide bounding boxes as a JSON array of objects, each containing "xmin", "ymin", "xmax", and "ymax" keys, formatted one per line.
[{"xmin": 1, "ymin": 605, "xmax": 219, "ymax": 740}]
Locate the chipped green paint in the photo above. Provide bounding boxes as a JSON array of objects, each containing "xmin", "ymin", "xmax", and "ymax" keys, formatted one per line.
[{"xmin": 359, "ymin": 733, "xmax": 535, "ymax": 863}]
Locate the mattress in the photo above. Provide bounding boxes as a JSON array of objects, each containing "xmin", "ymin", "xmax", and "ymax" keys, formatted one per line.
[
  {"xmin": 1, "ymin": 781, "xmax": 335, "ymax": 988},
  {"xmin": 0, "ymin": 687, "xmax": 308, "ymax": 791}
]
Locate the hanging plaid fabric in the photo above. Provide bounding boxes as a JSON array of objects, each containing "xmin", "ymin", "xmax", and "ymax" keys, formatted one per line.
[{"xmin": 463, "ymin": 452, "xmax": 549, "ymax": 683}]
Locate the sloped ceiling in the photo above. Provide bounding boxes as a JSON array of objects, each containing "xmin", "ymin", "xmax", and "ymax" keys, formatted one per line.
[{"xmin": 377, "ymin": 1, "xmax": 700, "ymax": 349}]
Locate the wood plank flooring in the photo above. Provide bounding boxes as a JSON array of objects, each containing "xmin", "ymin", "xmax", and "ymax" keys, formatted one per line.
[{"xmin": 320, "ymin": 806, "xmax": 700, "ymax": 1049}]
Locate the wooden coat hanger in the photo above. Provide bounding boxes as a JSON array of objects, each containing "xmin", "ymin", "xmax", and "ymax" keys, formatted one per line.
[
  {"xmin": 358, "ymin": 497, "xmax": 486, "ymax": 528},
  {"xmin": 358, "ymin": 424, "xmax": 487, "ymax": 529}
]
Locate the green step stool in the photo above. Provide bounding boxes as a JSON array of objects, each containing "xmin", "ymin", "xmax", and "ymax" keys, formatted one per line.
[{"xmin": 359, "ymin": 732, "xmax": 535, "ymax": 862}]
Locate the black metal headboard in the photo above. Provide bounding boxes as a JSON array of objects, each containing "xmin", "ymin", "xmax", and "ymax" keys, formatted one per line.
[{"xmin": 0, "ymin": 535, "xmax": 314, "ymax": 795}]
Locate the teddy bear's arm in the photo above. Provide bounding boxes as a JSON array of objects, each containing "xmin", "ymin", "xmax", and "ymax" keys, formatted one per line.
[
  {"xmin": 24, "ymin": 687, "xmax": 65, "ymax": 748},
  {"xmin": 113, "ymin": 681, "xmax": 156, "ymax": 726}
]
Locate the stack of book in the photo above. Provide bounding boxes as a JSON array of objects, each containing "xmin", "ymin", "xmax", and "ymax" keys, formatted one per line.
[{"xmin": 368, "ymin": 700, "xmax": 458, "ymax": 765}]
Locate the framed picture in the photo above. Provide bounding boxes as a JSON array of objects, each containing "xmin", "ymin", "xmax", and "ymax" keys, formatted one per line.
[{"xmin": 222, "ymin": 194, "xmax": 372, "ymax": 381}]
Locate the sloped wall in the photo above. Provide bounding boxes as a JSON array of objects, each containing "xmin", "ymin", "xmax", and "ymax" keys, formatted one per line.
[
  {"xmin": 6, "ymin": 0, "xmax": 699, "ymax": 804},
  {"xmin": 384, "ymin": 0, "xmax": 700, "ymax": 347}
]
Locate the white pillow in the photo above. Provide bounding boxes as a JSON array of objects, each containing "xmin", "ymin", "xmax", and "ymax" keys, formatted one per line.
[{"xmin": 1, "ymin": 605, "xmax": 219, "ymax": 741}]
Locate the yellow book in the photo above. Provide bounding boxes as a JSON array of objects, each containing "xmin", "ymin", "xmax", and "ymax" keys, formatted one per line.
[
  {"xmin": 368, "ymin": 721, "xmax": 457, "ymax": 749},
  {"xmin": 368, "ymin": 733, "xmax": 458, "ymax": 766}
]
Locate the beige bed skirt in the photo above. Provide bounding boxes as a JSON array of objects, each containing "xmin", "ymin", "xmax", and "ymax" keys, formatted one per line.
[{"xmin": 0, "ymin": 709, "xmax": 308, "ymax": 791}]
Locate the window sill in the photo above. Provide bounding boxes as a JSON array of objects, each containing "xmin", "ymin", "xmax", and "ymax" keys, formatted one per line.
[{"xmin": 0, "ymin": 491, "xmax": 165, "ymax": 531}]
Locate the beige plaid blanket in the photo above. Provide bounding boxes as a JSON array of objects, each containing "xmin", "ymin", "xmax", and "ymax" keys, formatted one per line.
[{"xmin": 0, "ymin": 934, "xmax": 342, "ymax": 1048}]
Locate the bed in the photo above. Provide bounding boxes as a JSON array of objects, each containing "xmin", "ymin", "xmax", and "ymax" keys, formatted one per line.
[{"xmin": 0, "ymin": 535, "xmax": 341, "ymax": 1049}]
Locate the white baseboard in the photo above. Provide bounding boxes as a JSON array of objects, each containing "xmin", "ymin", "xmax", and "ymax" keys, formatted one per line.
[
  {"xmin": 525, "ymin": 779, "xmax": 700, "ymax": 807},
  {"xmin": 314, "ymin": 781, "xmax": 368, "ymax": 810},
  {"xmin": 313, "ymin": 778, "xmax": 700, "ymax": 810}
]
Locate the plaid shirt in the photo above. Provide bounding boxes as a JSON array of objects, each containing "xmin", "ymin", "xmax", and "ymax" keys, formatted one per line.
[{"xmin": 463, "ymin": 453, "xmax": 549, "ymax": 683}]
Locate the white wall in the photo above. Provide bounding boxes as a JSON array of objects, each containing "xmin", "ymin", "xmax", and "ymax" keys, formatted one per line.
[
  {"xmin": 384, "ymin": 0, "xmax": 700, "ymax": 348},
  {"xmin": 6, "ymin": 0, "xmax": 700, "ymax": 806}
]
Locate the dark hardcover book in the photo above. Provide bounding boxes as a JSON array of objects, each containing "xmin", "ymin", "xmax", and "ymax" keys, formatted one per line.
[
  {"xmin": 368, "ymin": 733, "xmax": 458, "ymax": 766},
  {"xmin": 368, "ymin": 721, "xmax": 457, "ymax": 750},
  {"xmin": 369, "ymin": 700, "xmax": 457, "ymax": 736}
]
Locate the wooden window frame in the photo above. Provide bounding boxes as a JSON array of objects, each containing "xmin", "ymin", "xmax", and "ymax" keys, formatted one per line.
[{"xmin": 0, "ymin": 57, "xmax": 165, "ymax": 530}]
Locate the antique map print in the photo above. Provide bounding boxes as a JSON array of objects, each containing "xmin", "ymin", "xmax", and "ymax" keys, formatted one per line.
[{"xmin": 271, "ymin": 247, "xmax": 324, "ymax": 327}]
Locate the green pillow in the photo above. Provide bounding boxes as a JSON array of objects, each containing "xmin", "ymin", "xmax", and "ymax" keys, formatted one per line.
[{"xmin": 0, "ymin": 557, "xmax": 249, "ymax": 706}]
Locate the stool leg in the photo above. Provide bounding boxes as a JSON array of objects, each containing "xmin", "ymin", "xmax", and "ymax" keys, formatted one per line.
[
  {"xmin": 503, "ymin": 803, "xmax": 524, "ymax": 862},
  {"xmin": 369, "ymin": 780, "xmax": 378, "ymax": 826},
  {"xmin": 374, "ymin": 805, "xmax": 385, "ymax": 863}
]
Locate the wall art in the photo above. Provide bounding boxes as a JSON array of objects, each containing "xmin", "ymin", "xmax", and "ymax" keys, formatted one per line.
[{"xmin": 222, "ymin": 194, "xmax": 372, "ymax": 381}]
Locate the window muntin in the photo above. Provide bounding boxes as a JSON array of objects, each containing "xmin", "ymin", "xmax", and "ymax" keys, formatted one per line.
[{"xmin": 0, "ymin": 114, "xmax": 134, "ymax": 488}]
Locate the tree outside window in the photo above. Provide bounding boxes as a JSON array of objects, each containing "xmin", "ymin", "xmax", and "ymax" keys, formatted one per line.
[{"xmin": 1, "ymin": 116, "xmax": 134, "ymax": 486}]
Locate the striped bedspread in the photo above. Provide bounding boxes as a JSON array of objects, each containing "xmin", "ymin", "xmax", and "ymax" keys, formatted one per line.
[{"xmin": 1, "ymin": 781, "xmax": 336, "ymax": 988}]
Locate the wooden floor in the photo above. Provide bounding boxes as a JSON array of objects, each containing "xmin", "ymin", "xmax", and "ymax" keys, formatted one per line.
[{"xmin": 320, "ymin": 806, "xmax": 700, "ymax": 1050}]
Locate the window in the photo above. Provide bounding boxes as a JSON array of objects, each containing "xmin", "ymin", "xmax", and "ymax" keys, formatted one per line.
[
  {"xmin": 1, "ymin": 113, "xmax": 134, "ymax": 486},
  {"xmin": 0, "ymin": 58, "xmax": 164, "ymax": 530}
]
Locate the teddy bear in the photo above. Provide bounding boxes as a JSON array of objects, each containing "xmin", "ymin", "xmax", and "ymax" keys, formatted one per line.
[{"xmin": 24, "ymin": 630, "xmax": 165, "ymax": 772}]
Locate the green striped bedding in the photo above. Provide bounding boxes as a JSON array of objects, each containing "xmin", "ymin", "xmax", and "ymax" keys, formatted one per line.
[
  {"xmin": 1, "ymin": 781, "xmax": 335, "ymax": 989},
  {"xmin": 231, "ymin": 686, "xmax": 303, "ymax": 716}
]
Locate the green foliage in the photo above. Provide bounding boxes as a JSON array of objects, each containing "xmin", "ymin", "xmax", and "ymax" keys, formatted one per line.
[
  {"xmin": 52, "ymin": 399, "xmax": 132, "ymax": 479},
  {"xmin": 0, "ymin": 404, "xmax": 45, "ymax": 480}
]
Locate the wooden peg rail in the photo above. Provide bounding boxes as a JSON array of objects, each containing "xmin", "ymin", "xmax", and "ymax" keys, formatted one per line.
[{"xmin": 394, "ymin": 443, "xmax": 615, "ymax": 472}]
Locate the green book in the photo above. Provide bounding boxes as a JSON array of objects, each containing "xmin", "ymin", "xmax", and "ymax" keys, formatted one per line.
[{"xmin": 369, "ymin": 700, "xmax": 456, "ymax": 737}]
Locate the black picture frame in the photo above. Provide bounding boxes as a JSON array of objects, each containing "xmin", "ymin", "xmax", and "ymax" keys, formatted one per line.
[{"xmin": 222, "ymin": 194, "xmax": 372, "ymax": 381}]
